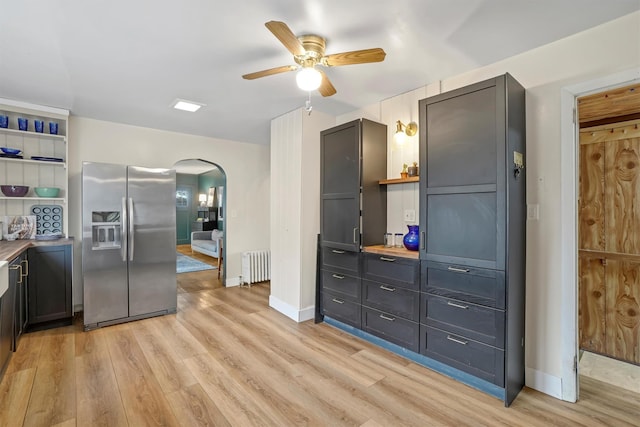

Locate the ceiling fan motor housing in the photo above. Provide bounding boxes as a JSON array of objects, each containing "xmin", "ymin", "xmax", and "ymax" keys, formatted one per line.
[{"xmin": 295, "ymin": 35, "xmax": 326, "ymax": 67}]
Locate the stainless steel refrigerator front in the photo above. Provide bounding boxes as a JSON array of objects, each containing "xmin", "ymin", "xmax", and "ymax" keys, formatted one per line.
[{"xmin": 82, "ymin": 162, "xmax": 177, "ymax": 330}]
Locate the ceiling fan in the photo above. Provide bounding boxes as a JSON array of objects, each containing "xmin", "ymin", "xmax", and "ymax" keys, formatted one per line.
[{"xmin": 242, "ymin": 21, "xmax": 386, "ymax": 97}]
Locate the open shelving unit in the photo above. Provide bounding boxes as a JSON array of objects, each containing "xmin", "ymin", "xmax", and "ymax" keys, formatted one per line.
[{"xmin": 0, "ymin": 98, "xmax": 69, "ymax": 237}]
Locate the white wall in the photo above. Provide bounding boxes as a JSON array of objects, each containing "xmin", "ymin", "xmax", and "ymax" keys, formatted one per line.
[
  {"xmin": 325, "ymin": 11, "xmax": 640, "ymax": 400},
  {"xmin": 270, "ymin": 108, "xmax": 334, "ymax": 321},
  {"xmin": 68, "ymin": 116, "xmax": 270, "ymax": 308}
]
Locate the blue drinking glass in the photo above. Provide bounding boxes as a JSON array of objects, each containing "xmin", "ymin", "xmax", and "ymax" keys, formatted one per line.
[
  {"xmin": 18, "ymin": 117, "xmax": 28, "ymax": 131},
  {"xmin": 49, "ymin": 122, "xmax": 58, "ymax": 134},
  {"xmin": 34, "ymin": 120, "xmax": 44, "ymax": 133},
  {"xmin": 0, "ymin": 115, "xmax": 8, "ymax": 128}
]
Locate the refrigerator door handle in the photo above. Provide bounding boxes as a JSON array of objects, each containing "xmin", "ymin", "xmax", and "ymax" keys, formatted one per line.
[
  {"xmin": 121, "ymin": 197, "xmax": 127, "ymax": 262},
  {"xmin": 129, "ymin": 197, "xmax": 135, "ymax": 261}
]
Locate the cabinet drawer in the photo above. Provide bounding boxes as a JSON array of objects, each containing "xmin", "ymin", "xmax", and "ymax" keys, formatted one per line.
[
  {"xmin": 362, "ymin": 306, "xmax": 419, "ymax": 352},
  {"xmin": 421, "ymin": 294, "xmax": 505, "ymax": 348},
  {"xmin": 322, "ymin": 247, "xmax": 360, "ymax": 276},
  {"xmin": 420, "ymin": 325, "xmax": 504, "ymax": 386},
  {"xmin": 362, "ymin": 279, "xmax": 419, "ymax": 321},
  {"xmin": 362, "ymin": 253, "xmax": 419, "ymax": 290},
  {"xmin": 322, "ymin": 291, "xmax": 361, "ymax": 328},
  {"xmin": 321, "ymin": 269, "xmax": 360, "ymax": 302},
  {"xmin": 422, "ymin": 261, "xmax": 505, "ymax": 309}
]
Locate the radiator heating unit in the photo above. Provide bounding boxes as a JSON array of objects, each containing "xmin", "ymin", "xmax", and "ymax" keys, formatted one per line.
[{"xmin": 241, "ymin": 250, "xmax": 271, "ymax": 285}]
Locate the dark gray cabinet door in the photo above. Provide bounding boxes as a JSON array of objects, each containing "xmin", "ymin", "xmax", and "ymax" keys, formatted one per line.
[
  {"xmin": 12, "ymin": 252, "xmax": 28, "ymax": 351},
  {"xmin": 362, "ymin": 253, "xmax": 420, "ymax": 290},
  {"xmin": 0, "ymin": 289, "xmax": 12, "ymax": 376},
  {"xmin": 322, "ymin": 290, "xmax": 361, "ymax": 328},
  {"xmin": 362, "ymin": 279, "xmax": 420, "ymax": 321},
  {"xmin": 425, "ymin": 85, "xmax": 497, "ymax": 188},
  {"xmin": 320, "ymin": 121, "xmax": 361, "ymax": 251},
  {"xmin": 420, "ymin": 325, "xmax": 505, "ymax": 386},
  {"xmin": 422, "ymin": 261, "xmax": 505, "ymax": 310},
  {"xmin": 321, "ymin": 270, "xmax": 360, "ymax": 302},
  {"xmin": 28, "ymin": 245, "xmax": 73, "ymax": 325},
  {"xmin": 362, "ymin": 306, "xmax": 419, "ymax": 352},
  {"xmin": 320, "ymin": 119, "xmax": 387, "ymax": 251},
  {"xmin": 426, "ymin": 191, "xmax": 498, "ymax": 269},
  {"xmin": 321, "ymin": 196, "xmax": 360, "ymax": 251},
  {"xmin": 422, "ymin": 294, "xmax": 505, "ymax": 347}
]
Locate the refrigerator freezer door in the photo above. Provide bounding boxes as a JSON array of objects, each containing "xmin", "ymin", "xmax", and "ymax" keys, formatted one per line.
[
  {"xmin": 127, "ymin": 166, "xmax": 177, "ymax": 317},
  {"xmin": 82, "ymin": 162, "xmax": 129, "ymax": 326}
]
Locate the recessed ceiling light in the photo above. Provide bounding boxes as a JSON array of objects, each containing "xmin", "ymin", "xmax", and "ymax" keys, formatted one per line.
[{"xmin": 172, "ymin": 99, "xmax": 205, "ymax": 112}]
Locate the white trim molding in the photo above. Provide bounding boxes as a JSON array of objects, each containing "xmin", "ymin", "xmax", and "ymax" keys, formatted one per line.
[{"xmin": 559, "ymin": 67, "xmax": 640, "ymax": 403}]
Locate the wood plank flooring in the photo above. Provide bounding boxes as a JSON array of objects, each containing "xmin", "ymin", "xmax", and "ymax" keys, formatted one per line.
[{"xmin": 1, "ymin": 259, "xmax": 639, "ymax": 426}]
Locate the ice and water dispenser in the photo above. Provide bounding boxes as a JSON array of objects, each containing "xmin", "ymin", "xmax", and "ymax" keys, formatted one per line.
[{"xmin": 91, "ymin": 211, "xmax": 121, "ymax": 249}]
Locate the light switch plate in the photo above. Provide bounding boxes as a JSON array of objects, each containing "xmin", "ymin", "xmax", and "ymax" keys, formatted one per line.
[
  {"xmin": 403, "ymin": 209, "xmax": 416, "ymax": 222},
  {"xmin": 527, "ymin": 204, "xmax": 539, "ymax": 220}
]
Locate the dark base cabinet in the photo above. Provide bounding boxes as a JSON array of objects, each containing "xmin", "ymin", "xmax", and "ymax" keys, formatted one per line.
[
  {"xmin": 12, "ymin": 251, "xmax": 28, "ymax": 351},
  {"xmin": 420, "ymin": 325, "xmax": 505, "ymax": 386},
  {"xmin": 0, "ymin": 280, "xmax": 13, "ymax": 377},
  {"xmin": 27, "ymin": 244, "xmax": 73, "ymax": 330},
  {"xmin": 362, "ymin": 306, "xmax": 420, "ymax": 352}
]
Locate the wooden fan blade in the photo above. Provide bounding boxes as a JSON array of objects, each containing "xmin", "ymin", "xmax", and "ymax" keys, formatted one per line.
[
  {"xmin": 324, "ymin": 48, "xmax": 386, "ymax": 67},
  {"xmin": 265, "ymin": 21, "xmax": 306, "ymax": 56},
  {"xmin": 318, "ymin": 70, "xmax": 336, "ymax": 97},
  {"xmin": 242, "ymin": 65, "xmax": 297, "ymax": 80}
]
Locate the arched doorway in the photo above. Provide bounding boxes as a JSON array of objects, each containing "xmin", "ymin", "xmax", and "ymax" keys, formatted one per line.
[{"xmin": 172, "ymin": 158, "xmax": 227, "ymax": 282}]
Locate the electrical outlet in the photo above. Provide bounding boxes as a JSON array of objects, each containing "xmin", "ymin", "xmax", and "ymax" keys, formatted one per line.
[
  {"xmin": 403, "ymin": 209, "xmax": 416, "ymax": 222},
  {"xmin": 527, "ymin": 204, "xmax": 539, "ymax": 220}
]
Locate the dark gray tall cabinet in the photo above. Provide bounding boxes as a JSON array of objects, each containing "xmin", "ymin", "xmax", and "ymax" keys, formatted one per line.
[
  {"xmin": 320, "ymin": 119, "xmax": 387, "ymax": 251},
  {"xmin": 319, "ymin": 119, "xmax": 387, "ymax": 327},
  {"xmin": 418, "ymin": 73, "xmax": 526, "ymax": 406}
]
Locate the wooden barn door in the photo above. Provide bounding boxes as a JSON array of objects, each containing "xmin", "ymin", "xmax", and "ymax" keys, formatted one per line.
[{"xmin": 579, "ymin": 120, "xmax": 640, "ymax": 365}]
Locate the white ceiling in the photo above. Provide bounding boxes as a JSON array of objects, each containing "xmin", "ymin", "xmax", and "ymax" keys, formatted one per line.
[{"xmin": 1, "ymin": 1, "xmax": 639, "ymax": 145}]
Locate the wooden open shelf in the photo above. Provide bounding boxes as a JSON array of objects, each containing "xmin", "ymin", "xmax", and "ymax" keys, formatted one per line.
[{"xmin": 378, "ymin": 176, "xmax": 419, "ymax": 185}]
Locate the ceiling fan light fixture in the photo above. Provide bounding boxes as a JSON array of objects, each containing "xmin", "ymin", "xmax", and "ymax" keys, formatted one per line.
[{"xmin": 296, "ymin": 67, "xmax": 322, "ymax": 91}]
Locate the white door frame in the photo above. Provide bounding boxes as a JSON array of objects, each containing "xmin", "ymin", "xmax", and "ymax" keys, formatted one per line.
[{"xmin": 559, "ymin": 68, "xmax": 640, "ymax": 402}]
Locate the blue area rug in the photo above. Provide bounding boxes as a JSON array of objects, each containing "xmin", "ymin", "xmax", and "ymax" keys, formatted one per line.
[{"xmin": 177, "ymin": 252, "xmax": 216, "ymax": 274}]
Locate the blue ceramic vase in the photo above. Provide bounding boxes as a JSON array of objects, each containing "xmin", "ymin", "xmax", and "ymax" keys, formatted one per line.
[{"xmin": 403, "ymin": 225, "xmax": 420, "ymax": 251}]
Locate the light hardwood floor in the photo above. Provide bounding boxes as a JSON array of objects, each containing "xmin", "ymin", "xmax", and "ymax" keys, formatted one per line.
[{"xmin": 0, "ymin": 259, "xmax": 638, "ymax": 426}]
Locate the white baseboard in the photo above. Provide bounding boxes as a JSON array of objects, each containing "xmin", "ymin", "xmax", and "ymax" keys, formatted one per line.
[
  {"xmin": 225, "ymin": 276, "xmax": 241, "ymax": 287},
  {"xmin": 525, "ymin": 367, "xmax": 562, "ymax": 399},
  {"xmin": 269, "ymin": 295, "xmax": 315, "ymax": 323}
]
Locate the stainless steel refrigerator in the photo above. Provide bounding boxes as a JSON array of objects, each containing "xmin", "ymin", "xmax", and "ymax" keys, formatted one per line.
[{"xmin": 82, "ymin": 161, "xmax": 177, "ymax": 330}]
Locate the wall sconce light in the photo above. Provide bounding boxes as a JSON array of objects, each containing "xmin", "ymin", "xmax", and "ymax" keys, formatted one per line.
[
  {"xmin": 198, "ymin": 193, "xmax": 207, "ymax": 207},
  {"xmin": 393, "ymin": 120, "xmax": 418, "ymax": 145}
]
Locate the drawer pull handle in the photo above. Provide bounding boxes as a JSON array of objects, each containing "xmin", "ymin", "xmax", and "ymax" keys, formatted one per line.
[
  {"xmin": 447, "ymin": 301, "xmax": 469, "ymax": 309},
  {"xmin": 379, "ymin": 314, "xmax": 396, "ymax": 322},
  {"xmin": 380, "ymin": 285, "xmax": 396, "ymax": 292},
  {"xmin": 332, "ymin": 274, "xmax": 345, "ymax": 280},
  {"xmin": 331, "ymin": 250, "xmax": 345, "ymax": 254},
  {"xmin": 447, "ymin": 266, "xmax": 470, "ymax": 273},
  {"xmin": 9, "ymin": 265, "xmax": 23, "ymax": 284},
  {"xmin": 447, "ymin": 335, "xmax": 468, "ymax": 345},
  {"xmin": 21, "ymin": 259, "xmax": 29, "ymax": 277},
  {"xmin": 379, "ymin": 257, "xmax": 396, "ymax": 262},
  {"xmin": 332, "ymin": 298, "xmax": 345, "ymax": 304},
  {"xmin": 353, "ymin": 227, "xmax": 359, "ymax": 244}
]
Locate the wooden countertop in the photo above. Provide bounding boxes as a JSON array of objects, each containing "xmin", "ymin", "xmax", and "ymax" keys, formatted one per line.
[
  {"xmin": 0, "ymin": 238, "xmax": 74, "ymax": 261},
  {"xmin": 363, "ymin": 245, "xmax": 419, "ymax": 259}
]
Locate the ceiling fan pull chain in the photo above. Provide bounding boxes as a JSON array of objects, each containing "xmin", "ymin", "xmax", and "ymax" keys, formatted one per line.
[{"xmin": 305, "ymin": 92, "xmax": 313, "ymax": 115}]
